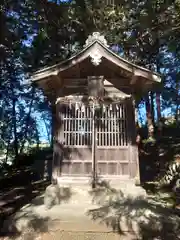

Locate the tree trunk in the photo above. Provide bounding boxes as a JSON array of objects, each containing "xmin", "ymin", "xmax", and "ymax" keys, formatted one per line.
[
  {"xmin": 19, "ymin": 88, "xmax": 35, "ymax": 154},
  {"xmin": 175, "ymin": 104, "xmax": 179, "ymax": 122},
  {"xmin": 42, "ymin": 116, "xmax": 51, "ymax": 144},
  {"xmin": 156, "ymin": 93, "xmax": 161, "ymax": 122},
  {"xmin": 150, "ymin": 91, "xmax": 155, "ymax": 124},
  {"xmin": 155, "ymin": 2, "xmax": 161, "ymax": 122},
  {"xmin": 35, "ymin": 126, "xmax": 40, "ymax": 150},
  {"xmin": 12, "ymin": 97, "xmax": 19, "ymax": 163},
  {"xmin": 5, "ymin": 125, "xmax": 13, "ymax": 163},
  {"xmin": 175, "ymin": 77, "xmax": 179, "ymax": 122},
  {"xmin": 145, "ymin": 94, "xmax": 154, "ymax": 138}
]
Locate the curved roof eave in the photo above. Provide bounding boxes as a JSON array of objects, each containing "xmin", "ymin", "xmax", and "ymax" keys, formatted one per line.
[{"xmin": 31, "ymin": 40, "xmax": 161, "ymax": 83}]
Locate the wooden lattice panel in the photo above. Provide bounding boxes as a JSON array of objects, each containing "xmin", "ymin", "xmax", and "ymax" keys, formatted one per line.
[
  {"xmin": 96, "ymin": 103, "xmax": 129, "ymax": 176},
  {"xmin": 63, "ymin": 104, "xmax": 92, "ymax": 147},
  {"xmin": 96, "ymin": 103, "xmax": 127, "ymax": 147},
  {"xmin": 59, "ymin": 101, "xmax": 130, "ymax": 177}
]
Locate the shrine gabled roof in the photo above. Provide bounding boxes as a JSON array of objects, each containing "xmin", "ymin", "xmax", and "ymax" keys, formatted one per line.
[{"xmin": 31, "ymin": 32, "xmax": 161, "ymax": 83}]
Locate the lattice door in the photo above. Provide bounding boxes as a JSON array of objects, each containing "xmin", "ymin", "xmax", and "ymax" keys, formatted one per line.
[
  {"xmin": 96, "ymin": 103, "xmax": 129, "ymax": 176},
  {"xmin": 61, "ymin": 103, "xmax": 93, "ymax": 176},
  {"xmin": 60, "ymin": 101, "xmax": 129, "ymax": 177}
]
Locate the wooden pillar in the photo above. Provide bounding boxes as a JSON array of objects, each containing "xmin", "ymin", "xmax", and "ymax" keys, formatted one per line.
[
  {"xmin": 88, "ymin": 75, "xmax": 104, "ymax": 188},
  {"xmin": 51, "ymin": 101, "xmax": 57, "ymax": 181},
  {"xmin": 52, "ymin": 98, "xmax": 64, "ymax": 182},
  {"xmin": 92, "ymin": 103, "xmax": 97, "ymax": 188},
  {"xmin": 132, "ymin": 97, "xmax": 141, "ymax": 185}
]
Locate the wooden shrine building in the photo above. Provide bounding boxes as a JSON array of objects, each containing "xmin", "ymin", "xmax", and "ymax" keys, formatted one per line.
[{"xmin": 31, "ymin": 32, "xmax": 161, "ymax": 184}]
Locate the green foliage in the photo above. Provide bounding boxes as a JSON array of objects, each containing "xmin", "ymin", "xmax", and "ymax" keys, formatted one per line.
[
  {"xmin": 0, "ymin": 0, "xmax": 51, "ymax": 164},
  {"xmin": 1, "ymin": 0, "xmax": 180, "ymax": 166}
]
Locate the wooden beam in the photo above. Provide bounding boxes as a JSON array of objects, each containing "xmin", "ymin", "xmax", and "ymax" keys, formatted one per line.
[
  {"xmin": 63, "ymin": 78, "xmax": 129, "ymax": 83},
  {"xmin": 87, "ymin": 76, "xmax": 104, "ymax": 97},
  {"xmin": 130, "ymin": 75, "xmax": 138, "ymax": 85},
  {"xmin": 52, "ymin": 74, "xmax": 62, "ymax": 84},
  {"xmin": 63, "ymin": 78, "xmax": 86, "ymax": 82}
]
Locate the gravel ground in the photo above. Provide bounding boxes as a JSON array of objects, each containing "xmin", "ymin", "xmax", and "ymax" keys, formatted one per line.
[
  {"xmin": 1, "ymin": 229, "xmax": 137, "ymax": 240},
  {"xmin": 1, "ymin": 182, "xmax": 179, "ymax": 240}
]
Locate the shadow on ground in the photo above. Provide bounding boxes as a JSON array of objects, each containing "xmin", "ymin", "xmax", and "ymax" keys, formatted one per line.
[
  {"xmin": 0, "ymin": 183, "xmax": 73, "ymax": 239},
  {"xmin": 87, "ymin": 180, "xmax": 180, "ymax": 240},
  {"xmin": 1, "ymin": 180, "xmax": 180, "ymax": 240},
  {"xmin": 32, "ymin": 186, "xmax": 73, "ymax": 207},
  {"xmin": 2, "ymin": 214, "xmax": 51, "ymax": 240},
  {"xmin": 2, "ymin": 213, "xmax": 66, "ymax": 240}
]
